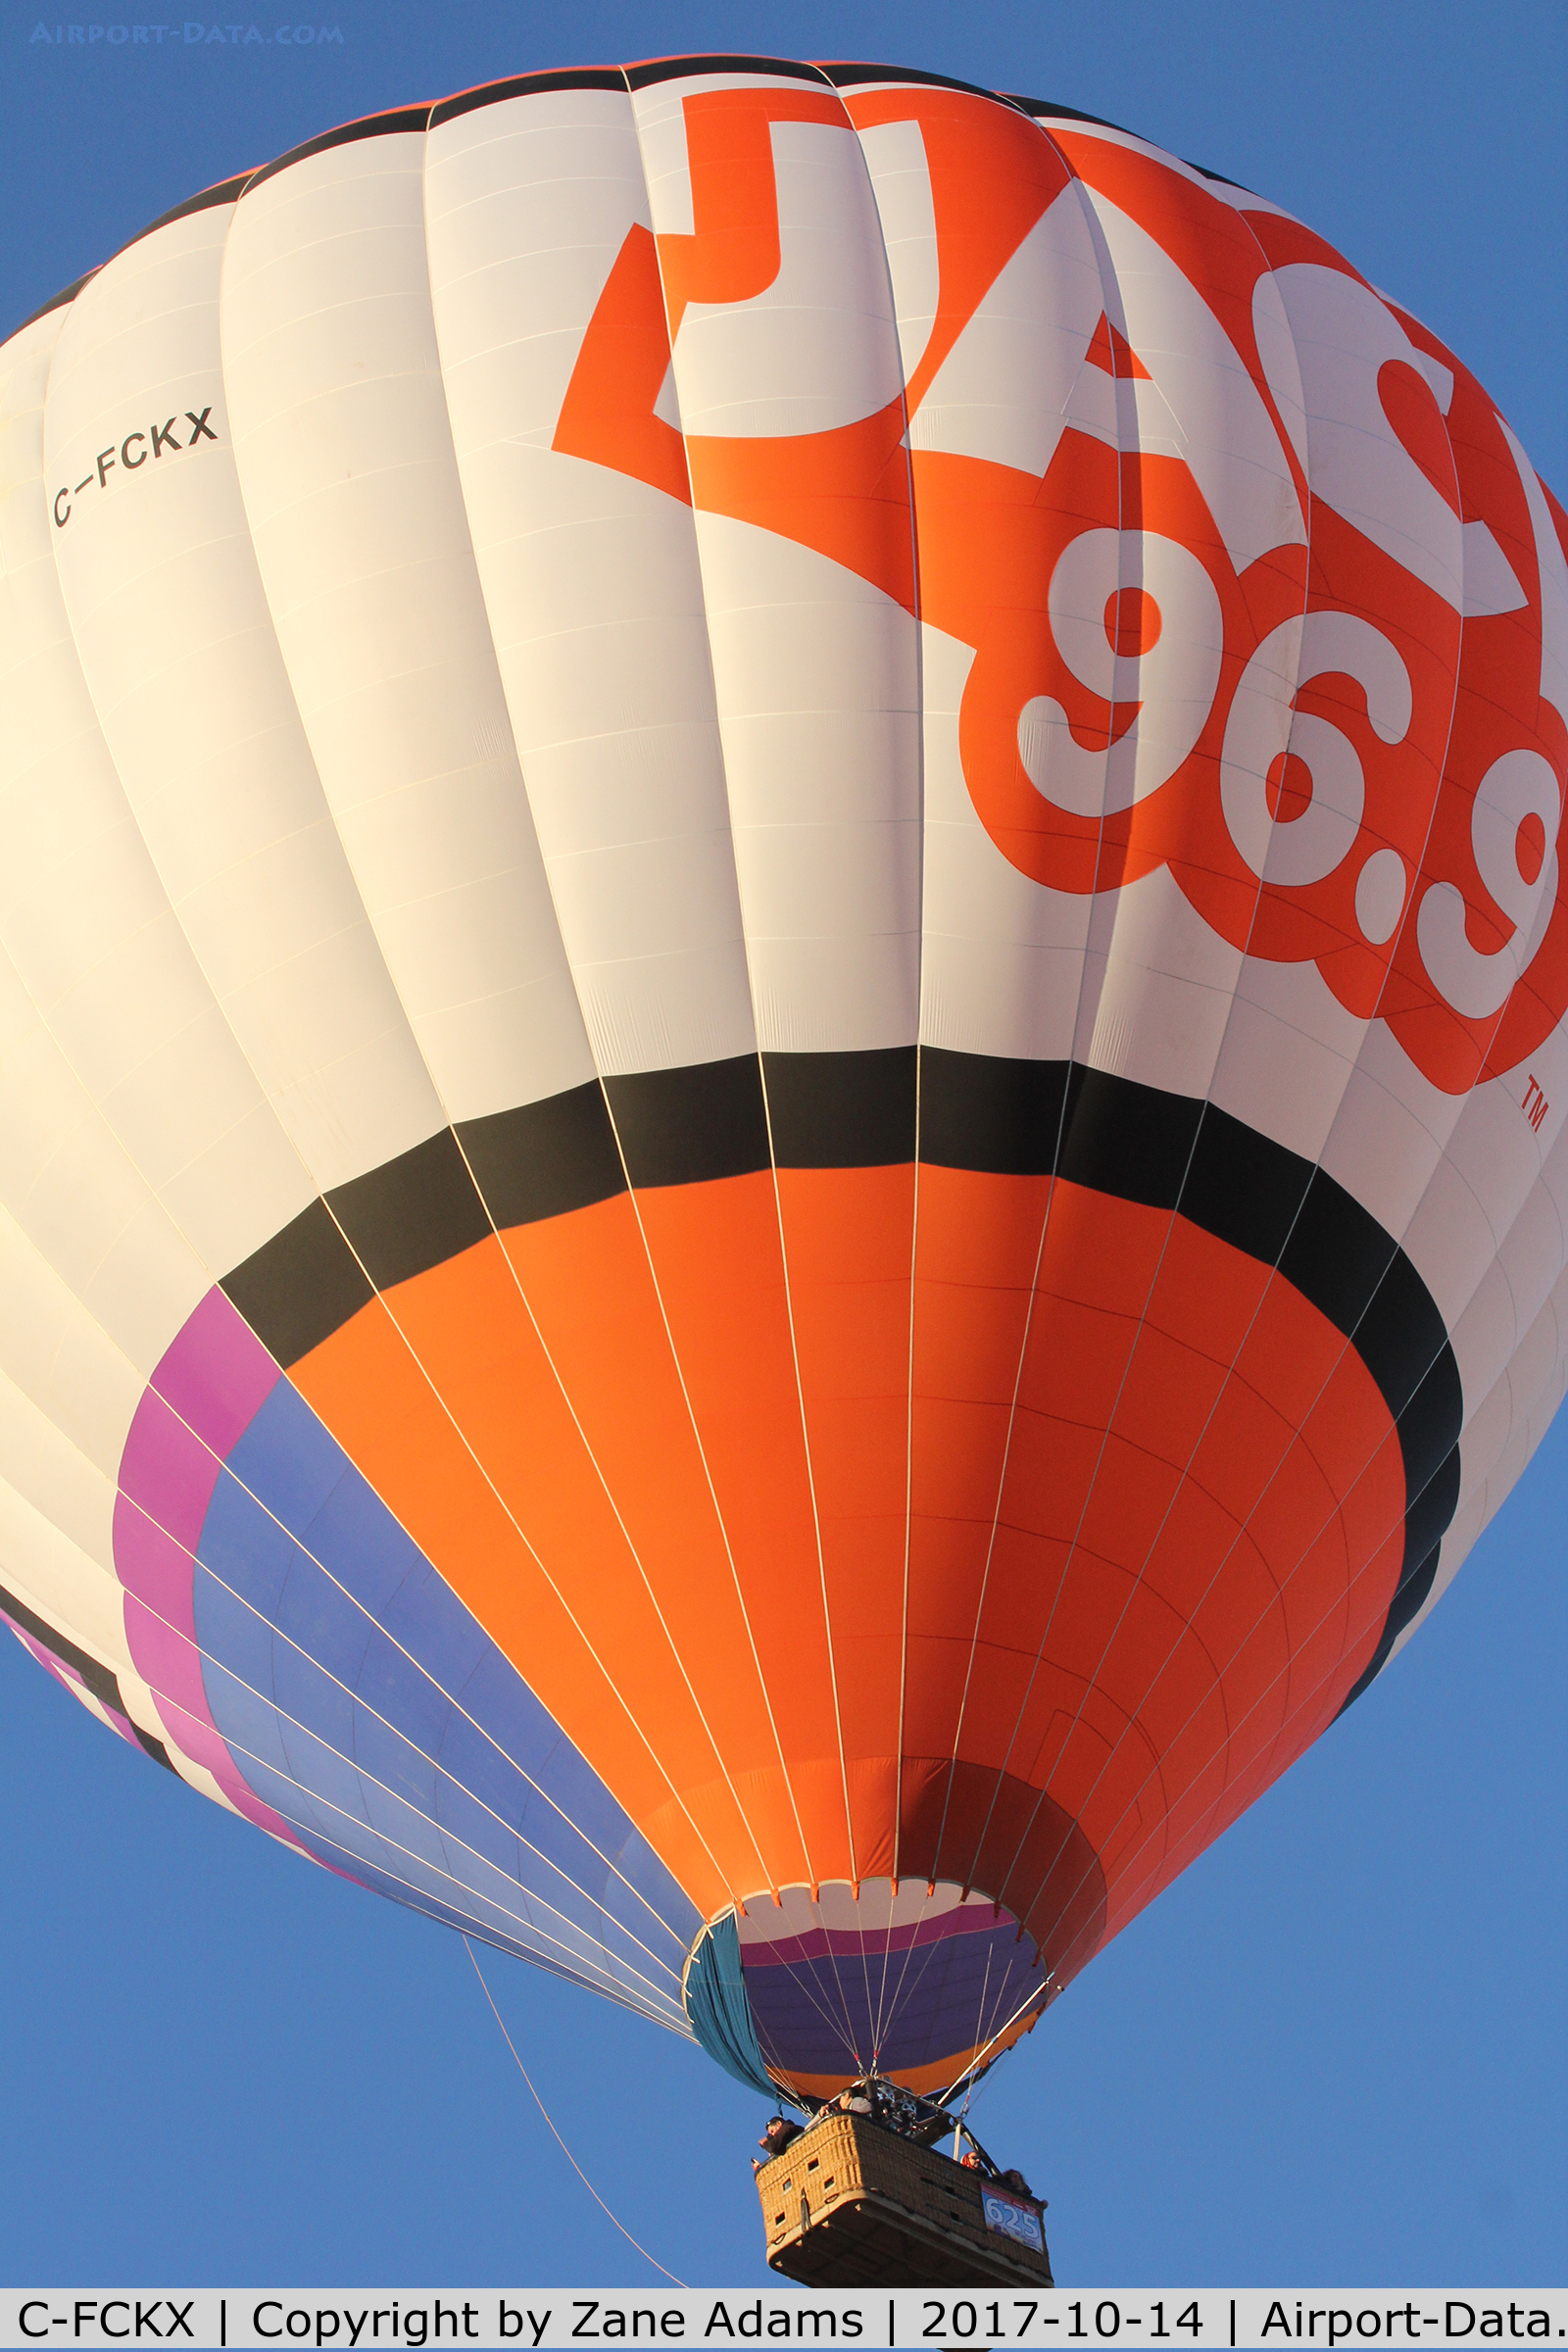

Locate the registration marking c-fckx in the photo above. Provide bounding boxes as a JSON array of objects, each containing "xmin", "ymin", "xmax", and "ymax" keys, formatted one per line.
[{"xmin": 52, "ymin": 403, "xmax": 218, "ymax": 526}]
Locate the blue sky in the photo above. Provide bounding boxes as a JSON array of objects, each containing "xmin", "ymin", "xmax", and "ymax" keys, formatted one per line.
[{"xmin": 0, "ymin": 0, "xmax": 1563, "ymax": 2293}]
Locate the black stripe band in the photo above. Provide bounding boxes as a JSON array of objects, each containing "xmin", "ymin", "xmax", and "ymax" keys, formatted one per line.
[
  {"xmin": 9, "ymin": 270, "xmax": 101, "ymax": 336},
  {"xmin": 1002, "ymin": 95, "xmax": 1246, "ymax": 191},
  {"xmin": 220, "ymin": 1050, "xmax": 1462, "ymax": 1696},
  {"xmin": 429, "ymin": 69, "xmax": 629, "ymax": 126},
  {"xmin": 624, "ymin": 54, "xmax": 833, "ymax": 89},
  {"xmin": 244, "ymin": 105, "xmax": 433, "ymax": 193},
  {"xmin": 1004, "ymin": 93, "xmax": 1141, "ymax": 136},
  {"xmin": 10, "ymin": 172, "xmax": 251, "ymax": 339},
  {"xmin": 819, "ymin": 62, "xmax": 1009, "ymax": 101},
  {"xmin": 1, "ymin": 1580, "xmax": 176, "ymax": 1772}
]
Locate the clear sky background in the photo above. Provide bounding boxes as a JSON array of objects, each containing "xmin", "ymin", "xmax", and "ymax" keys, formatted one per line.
[{"xmin": 0, "ymin": 0, "xmax": 1563, "ymax": 2296}]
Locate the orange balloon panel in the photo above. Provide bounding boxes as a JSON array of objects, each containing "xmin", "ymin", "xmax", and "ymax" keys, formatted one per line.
[{"xmin": 111, "ymin": 1049, "xmax": 1441, "ymax": 2093}]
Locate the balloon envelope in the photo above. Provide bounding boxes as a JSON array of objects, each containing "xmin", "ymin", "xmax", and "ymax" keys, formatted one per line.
[{"xmin": 1, "ymin": 58, "xmax": 1564, "ymax": 2105}]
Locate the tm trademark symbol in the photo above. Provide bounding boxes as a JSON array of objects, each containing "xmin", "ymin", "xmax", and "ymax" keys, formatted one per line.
[{"xmin": 1523, "ymin": 1073, "xmax": 1549, "ymax": 1131}]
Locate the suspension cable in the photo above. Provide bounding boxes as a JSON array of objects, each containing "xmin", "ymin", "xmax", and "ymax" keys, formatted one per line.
[{"xmin": 463, "ymin": 1936, "xmax": 687, "ymax": 2286}]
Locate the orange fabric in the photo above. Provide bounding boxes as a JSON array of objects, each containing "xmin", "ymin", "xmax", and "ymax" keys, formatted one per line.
[
  {"xmin": 654, "ymin": 86, "xmax": 848, "ymax": 341},
  {"xmin": 559, "ymin": 72, "xmax": 1568, "ymax": 1101},
  {"xmin": 555, "ymin": 80, "xmax": 917, "ymax": 610},
  {"xmin": 903, "ymin": 1182, "xmax": 1404, "ymax": 1958},
  {"xmin": 287, "ymin": 1269, "xmax": 730, "ymax": 1915},
  {"xmin": 771, "ymin": 1163, "xmax": 919, "ymax": 1877},
  {"xmin": 1083, "ymin": 313, "xmax": 1152, "ymax": 382},
  {"xmin": 618, "ymin": 1170, "xmax": 848, "ymax": 1886},
  {"xmin": 291, "ymin": 1168, "xmax": 1407, "ymax": 1999},
  {"xmin": 554, "ymin": 222, "xmax": 690, "ymax": 506},
  {"xmin": 493, "ymin": 1193, "xmax": 811, "ymax": 1882},
  {"xmin": 685, "ymin": 403, "xmax": 916, "ymax": 613},
  {"xmin": 841, "ymin": 84, "xmax": 1071, "ymax": 416}
]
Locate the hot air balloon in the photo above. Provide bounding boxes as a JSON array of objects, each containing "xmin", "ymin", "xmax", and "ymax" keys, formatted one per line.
[{"xmin": 2, "ymin": 52, "xmax": 1564, "ymax": 2271}]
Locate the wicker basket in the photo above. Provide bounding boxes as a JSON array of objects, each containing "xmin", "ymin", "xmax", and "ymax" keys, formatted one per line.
[{"xmin": 755, "ymin": 2111, "xmax": 1054, "ymax": 2289}]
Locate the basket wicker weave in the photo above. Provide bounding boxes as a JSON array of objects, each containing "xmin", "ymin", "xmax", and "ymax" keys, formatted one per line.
[{"xmin": 755, "ymin": 2111, "xmax": 1054, "ymax": 2289}]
